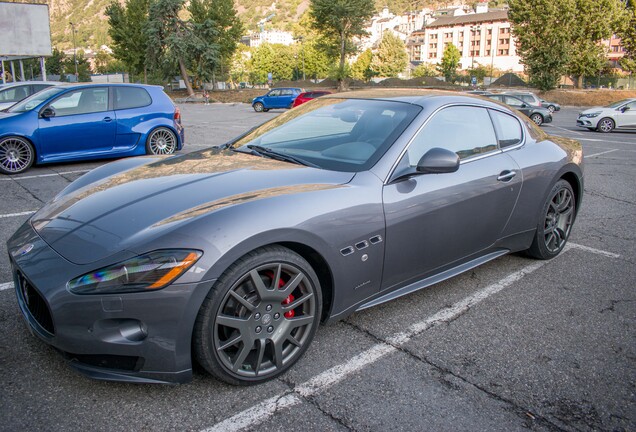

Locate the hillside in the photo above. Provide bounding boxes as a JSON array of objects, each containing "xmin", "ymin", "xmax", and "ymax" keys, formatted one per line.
[{"xmin": 36, "ymin": 0, "xmax": 446, "ymax": 50}]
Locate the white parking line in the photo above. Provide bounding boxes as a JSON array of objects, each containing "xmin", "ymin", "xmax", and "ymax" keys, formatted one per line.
[
  {"xmin": 0, "ymin": 282, "xmax": 14, "ymax": 291},
  {"xmin": 577, "ymin": 137, "xmax": 635, "ymax": 145},
  {"xmin": 202, "ymin": 242, "xmax": 620, "ymax": 432},
  {"xmin": 0, "ymin": 169, "xmax": 90, "ymax": 181},
  {"xmin": 586, "ymin": 149, "xmax": 619, "ymax": 158},
  {"xmin": 0, "ymin": 211, "xmax": 36, "ymax": 219}
]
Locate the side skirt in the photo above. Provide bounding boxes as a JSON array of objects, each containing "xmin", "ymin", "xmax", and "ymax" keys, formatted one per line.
[{"xmin": 354, "ymin": 249, "xmax": 510, "ymax": 312}]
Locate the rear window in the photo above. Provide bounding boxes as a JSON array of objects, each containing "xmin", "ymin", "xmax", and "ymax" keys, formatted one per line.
[{"xmin": 114, "ymin": 86, "xmax": 152, "ymax": 110}]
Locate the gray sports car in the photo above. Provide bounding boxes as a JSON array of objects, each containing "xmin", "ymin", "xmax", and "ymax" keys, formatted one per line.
[{"xmin": 8, "ymin": 90, "xmax": 583, "ymax": 385}]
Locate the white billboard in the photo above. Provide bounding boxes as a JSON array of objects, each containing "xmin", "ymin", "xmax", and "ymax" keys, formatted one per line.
[{"xmin": 0, "ymin": 3, "xmax": 52, "ymax": 57}]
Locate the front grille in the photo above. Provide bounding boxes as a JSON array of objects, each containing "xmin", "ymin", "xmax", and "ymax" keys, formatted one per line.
[{"xmin": 16, "ymin": 271, "xmax": 55, "ymax": 335}]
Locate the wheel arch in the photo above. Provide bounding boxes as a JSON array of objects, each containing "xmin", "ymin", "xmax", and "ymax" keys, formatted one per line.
[{"xmin": 560, "ymin": 169, "xmax": 583, "ymax": 217}]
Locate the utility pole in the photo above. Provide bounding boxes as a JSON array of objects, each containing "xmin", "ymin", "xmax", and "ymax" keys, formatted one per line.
[{"xmin": 70, "ymin": 22, "xmax": 79, "ymax": 80}]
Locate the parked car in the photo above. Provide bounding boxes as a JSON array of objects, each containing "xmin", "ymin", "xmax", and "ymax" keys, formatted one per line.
[
  {"xmin": 486, "ymin": 94, "xmax": 553, "ymax": 125},
  {"xmin": 8, "ymin": 90, "xmax": 583, "ymax": 385},
  {"xmin": 576, "ymin": 98, "xmax": 636, "ymax": 133},
  {"xmin": 252, "ymin": 87, "xmax": 303, "ymax": 112},
  {"xmin": 0, "ymin": 81, "xmax": 61, "ymax": 110},
  {"xmin": 540, "ymin": 99, "xmax": 561, "ymax": 113},
  {"xmin": 291, "ymin": 91, "xmax": 332, "ymax": 108},
  {"xmin": 0, "ymin": 83, "xmax": 184, "ymax": 175}
]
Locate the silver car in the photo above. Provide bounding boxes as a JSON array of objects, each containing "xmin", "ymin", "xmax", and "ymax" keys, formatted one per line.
[
  {"xmin": 577, "ymin": 98, "xmax": 636, "ymax": 133},
  {"xmin": 8, "ymin": 90, "xmax": 583, "ymax": 385},
  {"xmin": 0, "ymin": 81, "xmax": 61, "ymax": 110}
]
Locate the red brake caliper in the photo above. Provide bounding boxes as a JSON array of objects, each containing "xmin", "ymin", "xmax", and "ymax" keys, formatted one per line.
[{"xmin": 265, "ymin": 271, "xmax": 295, "ymax": 318}]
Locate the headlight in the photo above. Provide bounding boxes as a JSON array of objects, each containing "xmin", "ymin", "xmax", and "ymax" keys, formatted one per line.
[
  {"xmin": 581, "ymin": 112, "xmax": 601, "ymax": 118},
  {"xmin": 68, "ymin": 249, "xmax": 202, "ymax": 295}
]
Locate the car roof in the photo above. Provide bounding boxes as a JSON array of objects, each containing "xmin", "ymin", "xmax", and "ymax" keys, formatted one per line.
[
  {"xmin": 0, "ymin": 81, "xmax": 62, "ymax": 88},
  {"xmin": 324, "ymin": 88, "xmax": 508, "ymax": 110},
  {"xmin": 52, "ymin": 82, "xmax": 164, "ymax": 90}
]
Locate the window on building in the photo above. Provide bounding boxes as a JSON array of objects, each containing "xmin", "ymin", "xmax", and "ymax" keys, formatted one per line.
[{"xmin": 488, "ymin": 29, "xmax": 492, "ymax": 35}]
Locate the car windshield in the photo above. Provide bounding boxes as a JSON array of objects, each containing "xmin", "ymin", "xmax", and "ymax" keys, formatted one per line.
[
  {"xmin": 606, "ymin": 99, "xmax": 633, "ymax": 109},
  {"xmin": 7, "ymin": 86, "xmax": 66, "ymax": 113},
  {"xmin": 233, "ymin": 98, "xmax": 421, "ymax": 172}
]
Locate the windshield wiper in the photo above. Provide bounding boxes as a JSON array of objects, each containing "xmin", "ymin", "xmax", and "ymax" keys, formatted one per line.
[{"xmin": 247, "ymin": 145, "xmax": 318, "ymax": 168}]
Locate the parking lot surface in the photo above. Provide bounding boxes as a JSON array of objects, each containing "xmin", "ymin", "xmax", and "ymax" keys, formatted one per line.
[{"xmin": 0, "ymin": 103, "xmax": 634, "ymax": 431}]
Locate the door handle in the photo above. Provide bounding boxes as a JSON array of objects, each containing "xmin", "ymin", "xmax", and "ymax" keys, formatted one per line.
[
  {"xmin": 497, "ymin": 170, "xmax": 517, "ymax": 182},
  {"xmin": 103, "ymin": 117, "xmax": 113, "ymax": 122}
]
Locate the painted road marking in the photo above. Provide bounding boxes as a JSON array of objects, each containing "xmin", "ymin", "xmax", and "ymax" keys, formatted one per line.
[
  {"xmin": 0, "ymin": 282, "xmax": 14, "ymax": 291},
  {"xmin": 202, "ymin": 242, "xmax": 620, "ymax": 432},
  {"xmin": 0, "ymin": 211, "xmax": 36, "ymax": 219},
  {"xmin": 0, "ymin": 170, "xmax": 90, "ymax": 181},
  {"xmin": 586, "ymin": 149, "xmax": 619, "ymax": 158}
]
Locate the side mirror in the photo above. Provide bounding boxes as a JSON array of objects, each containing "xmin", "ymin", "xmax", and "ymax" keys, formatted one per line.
[
  {"xmin": 416, "ymin": 147, "xmax": 460, "ymax": 174},
  {"xmin": 40, "ymin": 107, "xmax": 56, "ymax": 118},
  {"xmin": 620, "ymin": 106, "xmax": 630, "ymax": 113},
  {"xmin": 521, "ymin": 103, "xmax": 528, "ymax": 108}
]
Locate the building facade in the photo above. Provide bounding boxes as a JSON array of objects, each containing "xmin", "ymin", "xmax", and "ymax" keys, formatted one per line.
[{"xmin": 406, "ymin": 6, "xmax": 523, "ymax": 72}]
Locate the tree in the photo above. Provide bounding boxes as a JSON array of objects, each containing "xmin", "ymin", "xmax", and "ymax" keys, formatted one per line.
[
  {"xmin": 65, "ymin": 52, "xmax": 91, "ymax": 82},
  {"xmin": 370, "ymin": 32, "xmax": 408, "ymax": 77},
  {"xmin": 299, "ymin": 40, "xmax": 333, "ymax": 80},
  {"xmin": 188, "ymin": 0, "xmax": 243, "ymax": 83},
  {"xmin": 106, "ymin": 0, "xmax": 150, "ymax": 81},
  {"xmin": 618, "ymin": 0, "xmax": 636, "ymax": 73},
  {"xmin": 509, "ymin": 0, "xmax": 628, "ymax": 90},
  {"xmin": 146, "ymin": 0, "xmax": 196, "ymax": 95},
  {"xmin": 351, "ymin": 48, "xmax": 375, "ymax": 81},
  {"xmin": 438, "ymin": 43, "xmax": 461, "ymax": 83},
  {"xmin": 249, "ymin": 43, "xmax": 295, "ymax": 84},
  {"xmin": 229, "ymin": 44, "xmax": 251, "ymax": 85},
  {"xmin": 46, "ymin": 48, "xmax": 66, "ymax": 76},
  {"xmin": 412, "ymin": 62, "xmax": 438, "ymax": 78},
  {"xmin": 309, "ymin": 0, "xmax": 375, "ymax": 90}
]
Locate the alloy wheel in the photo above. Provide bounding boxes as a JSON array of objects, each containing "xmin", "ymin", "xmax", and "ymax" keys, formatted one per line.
[
  {"xmin": 214, "ymin": 262, "xmax": 316, "ymax": 378},
  {"xmin": 0, "ymin": 137, "xmax": 34, "ymax": 174},
  {"xmin": 597, "ymin": 118, "xmax": 614, "ymax": 133},
  {"xmin": 147, "ymin": 128, "xmax": 177, "ymax": 155},
  {"xmin": 543, "ymin": 186, "xmax": 575, "ymax": 253},
  {"xmin": 531, "ymin": 113, "xmax": 543, "ymax": 126}
]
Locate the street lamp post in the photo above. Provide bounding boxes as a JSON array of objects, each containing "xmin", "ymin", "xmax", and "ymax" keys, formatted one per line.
[{"xmin": 69, "ymin": 22, "xmax": 79, "ymax": 80}]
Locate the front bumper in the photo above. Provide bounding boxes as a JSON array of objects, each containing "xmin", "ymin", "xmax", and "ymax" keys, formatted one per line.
[
  {"xmin": 8, "ymin": 221, "xmax": 214, "ymax": 384},
  {"xmin": 576, "ymin": 117, "xmax": 599, "ymax": 128}
]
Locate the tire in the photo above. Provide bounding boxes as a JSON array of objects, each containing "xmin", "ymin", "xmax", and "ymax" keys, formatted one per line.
[
  {"xmin": 547, "ymin": 105, "xmax": 556, "ymax": 113},
  {"xmin": 263, "ymin": 108, "xmax": 270, "ymax": 112},
  {"xmin": 194, "ymin": 245, "xmax": 322, "ymax": 385},
  {"xmin": 253, "ymin": 102, "xmax": 264, "ymax": 112},
  {"xmin": 596, "ymin": 117, "xmax": 614, "ymax": 133},
  {"xmin": 526, "ymin": 179, "xmax": 576, "ymax": 260},
  {"xmin": 0, "ymin": 136, "xmax": 35, "ymax": 175},
  {"xmin": 530, "ymin": 113, "xmax": 543, "ymax": 126},
  {"xmin": 146, "ymin": 127, "xmax": 177, "ymax": 155}
]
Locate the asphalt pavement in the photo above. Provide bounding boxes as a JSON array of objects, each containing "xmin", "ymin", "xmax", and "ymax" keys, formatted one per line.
[{"xmin": 0, "ymin": 103, "xmax": 634, "ymax": 432}]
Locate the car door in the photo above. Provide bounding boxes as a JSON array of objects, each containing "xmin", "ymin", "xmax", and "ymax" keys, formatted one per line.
[
  {"xmin": 262, "ymin": 89, "xmax": 281, "ymax": 108},
  {"xmin": 616, "ymin": 101, "xmax": 636, "ymax": 128},
  {"xmin": 37, "ymin": 87, "xmax": 116, "ymax": 159},
  {"xmin": 279, "ymin": 89, "xmax": 294, "ymax": 108},
  {"xmin": 381, "ymin": 106, "xmax": 522, "ymax": 291}
]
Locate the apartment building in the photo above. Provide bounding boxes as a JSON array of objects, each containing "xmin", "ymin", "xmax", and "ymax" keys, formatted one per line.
[{"xmin": 406, "ymin": 5, "xmax": 523, "ymax": 72}]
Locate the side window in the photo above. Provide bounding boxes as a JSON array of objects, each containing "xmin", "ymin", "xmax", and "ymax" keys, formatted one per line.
[
  {"xmin": 114, "ymin": 87, "xmax": 152, "ymax": 110},
  {"xmin": 624, "ymin": 101, "xmax": 636, "ymax": 111},
  {"xmin": 0, "ymin": 86, "xmax": 28, "ymax": 102},
  {"xmin": 280, "ymin": 89, "xmax": 293, "ymax": 96},
  {"xmin": 49, "ymin": 88, "xmax": 109, "ymax": 116},
  {"xmin": 406, "ymin": 106, "xmax": 498, "ymax": 165},
  {"xmin": 268, "ymin": 90, "xmax": 281, "ymax": 97},
  {"xmin": 503, "ymin": 96, "xmax": 524, "ymax": 108},
  {"xmin": 490, "ymin": 110, "xmax": 523, "ymax": 148},
  {"xmin": 32, "ymin": 84, "xmax": 51, "ymax": 93}
]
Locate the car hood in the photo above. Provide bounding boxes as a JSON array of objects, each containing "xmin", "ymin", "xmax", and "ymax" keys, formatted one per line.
[
  {"xmin": 579, "ymin": 107, "xmax": 606, "ymax": 115},
  {"xmin": 31, "ymin": 149, "xmax": 355, "ymax": 265}
]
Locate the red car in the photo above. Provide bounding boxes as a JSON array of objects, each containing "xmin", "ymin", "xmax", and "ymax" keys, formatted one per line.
[{"xmin": 292, "ymin": 91, "xmax": 332, "ymax": 108}]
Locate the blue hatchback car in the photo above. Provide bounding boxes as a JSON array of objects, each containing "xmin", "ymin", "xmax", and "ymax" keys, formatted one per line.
[
  {"xmin": 0, "ymin": 83, "xmax": 184, "ymax": 175},
  {"xmin": 251, "ymin": 87, "xmax": 303, "ymax": 112}
]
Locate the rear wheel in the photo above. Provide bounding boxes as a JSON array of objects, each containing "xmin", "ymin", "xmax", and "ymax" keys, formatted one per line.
[
  {"xmin": 146, "ymin": 127, "xmax": 177, "ymax": 155},
  {"xmin": 194, "ymin": 246, "xmax": 322, "ymax": 385},
  {"xmin": 530, "ymin": 113, "xmax": 543, "ymax": 126},
  {"xmin": 526, "ymin": 179, "xmax": 575, "ymax": 260},
  {"xmin": 0, "ymin": 136, "xmax": 35, "ymax": 175},
  {"xmin": 596, "ymin": 117, "xmax": 614, "ymax": 133}
]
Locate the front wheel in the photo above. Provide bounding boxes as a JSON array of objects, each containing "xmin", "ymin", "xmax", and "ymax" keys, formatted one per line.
[
  {"xmin": 530, "ymin": 113, "xmax": 543, "ymax": 126},
  {"xmin": 526, "ymin": 179, "xmax": 576, "ymax": 260},
  {"xmin": 194, "ymin": 245, "xmax": 322, "ymax": 385},
  {"xmin": 146, "ymin": 127, "xmax": 177, "ymax": 155},
  {"xmin": 547, "ymin": 105, "xmax": 556, "ymax": 113},
  {"xmin": 596, "ymin": 117, "xmax": 614, "ymax": 133},
  {"xmin": 253, "ymin": 102, "xmax": 264, "ymax": 112},
  {"xmin": 0, "ymin": 136, "xmax": 35, "ymax": 175}
]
